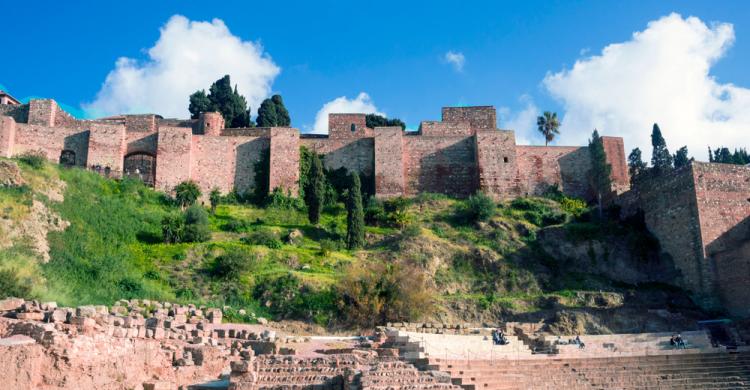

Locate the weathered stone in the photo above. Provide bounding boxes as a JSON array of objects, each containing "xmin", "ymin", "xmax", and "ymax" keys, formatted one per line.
[{"xmin": 0, "ymin": 297, "xmax": 25, "ymax": 311}]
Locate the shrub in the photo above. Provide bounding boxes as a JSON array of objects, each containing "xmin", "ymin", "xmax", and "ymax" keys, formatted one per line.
[
  {"xmin": 243, "ymin": 229, "xmax": 282, "ymax": 249},
  {"xmin": 560, "ymin": 197, "xmax": 588, "ymax": 219},
  {"xmin": 174, "ymin": 180, "xmax": 201, "ymax": 208},
  {"xmin": 18, "ymin": 151, "xmax": 46, "ymax": 169},
  {"xmin": 210, "ymin": 249, "xmax": 257, "ymax": 279},
  {"xmin": 265, "ymin": 188, "xmax": 304, "ymax": 210},
  {"xmin": 336, "ymin": 261, "xmax": 434, "ymax": 327},
  {"xmin": 161, "ymin": 213, "xmax": 184, "ymax": 243},
  {"xmin": 457, "ymin": 192, "xmax": 496, "ymax": 223},
  {"xmin": 510, "ymin": 197, "xmax": 566, "ymax": 227},
  {"xmin": 209, "ymin": 188, "xmax": 221, "ymax": 214},
  {"xmin": 0, "ymin": 268, "xmax": 32, "ymax": 298},
  {"xmin": 364, "ymin": 198, "xmax": 385, "ymax": 226},
  {"xmin": 223, "ymin": 219, "xmax": 247, "ymax": 233},
  {"xmin": 318, "ymin": 238, "xmax": 342, "ymax": 256},
  {"xmin": 253, "ymin": 274, "xmax": 336, "ymax": 320}
]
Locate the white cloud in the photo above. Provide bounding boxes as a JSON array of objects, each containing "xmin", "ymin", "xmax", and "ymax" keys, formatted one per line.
[
  {"xmin": 312, "ymin": 92, "xmax": 383, "ymax": 133},
  {"xmin": 544, "ymin": 13, "xmax": 750, "ymax": 161},
  {"xmin": 84, "ymin": 15, "xmax": 280, "ymax": 119},
  {"xmin": 499, "ymin": 95, "xmax": 540, "ymax": 145},
  {"xmin": 444, "ymin": 51, "xmax": 466, "ymax": 72}
]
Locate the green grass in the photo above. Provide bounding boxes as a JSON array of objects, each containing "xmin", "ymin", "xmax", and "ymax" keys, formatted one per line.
[{"xmin": 0, "ymin": 158, "xmax": 671, "ymax": 328}]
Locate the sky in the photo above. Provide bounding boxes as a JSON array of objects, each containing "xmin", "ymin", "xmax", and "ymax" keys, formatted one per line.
[{"xmin": 3, "ymin": 1, "xmax": 750, "ymax": 160}]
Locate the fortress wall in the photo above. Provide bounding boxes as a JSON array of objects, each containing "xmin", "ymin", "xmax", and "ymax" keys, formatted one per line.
[
  {"xmin": 155, "ymin": 127, "xmax": 192, "ymax": 193},
  {"xmin": 126, "ymin": 132, "xmax": 159, "ymax": 156},
  {"xmin": 374, "ymin": 127, "xmax": 405, "ymax": 198},
  {"xmin": 475, "ymin": 130, "xmax": 520, "ymax": 198},
  {"xmin": 328, "ymin": 114, "xmax": 371, "ymax": 139},
  {"xmin": 0, "ymin": 116, "xmax": 16, "ymax": 158},
  {"xmin": 441, "ymin": 106, "xmax": 496, "ymax": 131},
  {"xmin": 190, "ymin": 135, "xmax": 268, "ymax": 195},
  {"xmin": 13, "ymin": 123, "xmax": 90, "ymax": 167},
  {"xmin": 692, "ymin": 162, "xmax": 750, "ymax": 316},
  {"xmin": 300, "ymin": 137, "xmax": 375, "ymax": 176},
  {"xmin": 419, "ymin": 121, "xmax": 472, "ymax": 136},
  {"xmin": 85, "ymin": 123, "xmax": 128, "ymax": 173},
  {"xmin": 0, "ymin": 104, "xmax": 29, "ymax": 123},
  {"xmin": 515, "ymin": 146, "xmax": 590, "ymax": 198},
  {"xmin": 124, "ymin": 115, "xmax": 158, "ymax": 133},
  {"xmin": 637, "ymin": 166, "xmax": 706, "ymax": 297},
  {"xmin": 269, "ymin": 128, "xmax": 300, "ymax": 195},
  {"xmin": 403, "ymin": 135, "xmax": 478, "ymax": 197},
  {"xmin": 602, "ymin": 136, "xmax": 630, "ymax": 192}
]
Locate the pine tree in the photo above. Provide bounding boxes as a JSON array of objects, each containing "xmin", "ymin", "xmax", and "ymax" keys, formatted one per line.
[
  {"xmin": 272, "ymin": 95, "xmax": 291, "ymax": 126},
  {"xmin": 673, "ymin": 146, "xmax": 691, "ymax": 169},
  {"xmin": 650, "ymin": 124, "xmax": 673, "ymax": 172},
  {"xmin": 589, "ymin": 129, "xmax": 612, "ymax": 218},
  {"xmin": 627, "ymin": 147, "xmax": 647, "ymax": 183},
  {"xmin": 256, "ymin": 98, "xmax": 278, "ymax": 127},
  {"xmin": 187, "ymin": 75, "xmax": 251, "ymax": 127},
  {"xmin": 304, "ymin": 153, "xmax": 325, "ymax": 224},
  {"xmin": 346, "ymin": 173, "xmax": 365, "ymax": 250},
  {"xmin": 188, "ymin": 90, "xmax": 212, "ymax": 119}
]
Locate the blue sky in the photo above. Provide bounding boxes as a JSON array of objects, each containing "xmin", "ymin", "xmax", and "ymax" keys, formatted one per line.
[{"xmin": 3, "ymin": 1, "xmax": 750, "ymax": 159}]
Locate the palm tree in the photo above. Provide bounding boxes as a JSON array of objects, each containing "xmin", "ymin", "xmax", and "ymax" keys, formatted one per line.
[{"xmin": 536, "ymin": 111, "xmax": 560, "ymax": 146}]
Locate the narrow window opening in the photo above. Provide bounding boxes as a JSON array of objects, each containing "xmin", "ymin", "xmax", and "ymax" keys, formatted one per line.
[
  {"xmin": 503, "ymin": 156, "xmax": 509, "ymax": 163},
  {"xmin": 351, "ymin": 123, "xmax": 356, "ymax": 132}
]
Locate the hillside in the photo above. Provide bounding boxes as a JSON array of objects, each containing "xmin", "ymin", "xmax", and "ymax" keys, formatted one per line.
[{"xmin": 0, "ymin": 156, "xmax": 710, "ymax": 334}]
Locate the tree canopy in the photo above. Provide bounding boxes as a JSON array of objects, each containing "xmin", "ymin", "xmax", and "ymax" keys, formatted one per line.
[
  {"xmin": 536, "ymin": 111, "xmax": 560, "ymax": 146},
  {"xmin": 589, "ymin": 129, "xmax": 612, "ymax": 216},
  {"xmin": 188, "ymin": 75, "xmax": 251, "ymax": 128},
  {"xmin": 709, "ymin": 147, "xmax": 750, "ymax": 165},
  {"xmin": 673, "ymin": 146, "xmax": 692, "ymax": 169},
  {"xmin": 650, "ymin": 124, "xmax": 673, "ymax": 172},
  {"xmin": 365, "ymin": 114, "xmax": 406, "ymax": 130},
  {"xmin": 627, "ymin": 147, "xmax": 647, "ymax": 183},
  {"xmin": 256, "ymin": 94, "xmax": 291, "ymax": 127}
]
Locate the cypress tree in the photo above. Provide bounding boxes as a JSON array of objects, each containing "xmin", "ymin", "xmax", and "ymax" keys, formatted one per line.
[
  {"xmin": 272, "ymin": 95, "xmax": 291, "ymax": 126},
  {"xmin": 588, "ymin": 129, "xmax": 612, "ymax": 218},
  {"xmin": 627, "ymin": 147, "xmax": 647, "ymax": 183},
  {"xmin": 304, "ymin": 153, "xmax": 325, "ymax": 224},
  {"xmin": 650, "ymin": 124, "xmax": 673, "ymax": 172},
  {"xmin": 346, "ymin": 173, "xmax": 365, "ymax": 250},
  {"xmin": 256, "ymin": 97, "xmax": 278, "ymax": 127},
  {"xmin": 674, "ymin": 146, "xmax": 691, "ymax": 168}
]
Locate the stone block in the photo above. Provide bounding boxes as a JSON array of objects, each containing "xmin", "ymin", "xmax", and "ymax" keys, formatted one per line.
[
  {"xmin": 0, "ymin": 297, "xmax": 25, "ymax": 311},
  {"xmin": 143, "ymin": 381, "xmax": 172, "ymax": 390}
]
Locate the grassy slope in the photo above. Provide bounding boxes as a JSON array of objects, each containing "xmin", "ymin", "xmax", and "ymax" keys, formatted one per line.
[{"xmin": 0, "ymin": 158, "xmax": 695, "ymax": 330}]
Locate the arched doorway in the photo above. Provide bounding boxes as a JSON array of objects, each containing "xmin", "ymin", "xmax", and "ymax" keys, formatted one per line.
[
  {"xmin": 123, "ymin": 153, "xmax": 156, "ymax": 187},
  {"xmin": 59, "ymin": 150, "xmax": 76, "ymax": 167}
]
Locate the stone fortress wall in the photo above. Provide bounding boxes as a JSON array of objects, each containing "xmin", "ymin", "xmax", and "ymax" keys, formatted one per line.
[{"xmin": 1, "ymin": 97, "xmax": 749, "ymax": 317}]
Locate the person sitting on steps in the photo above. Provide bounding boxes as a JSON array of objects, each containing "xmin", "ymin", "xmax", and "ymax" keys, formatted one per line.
[
  {"xmin": 675, "ymin": 333, "xmax": 686, "ymax": 349},
  {"xmin": 575, "ymin": 335, "xmax": 585, "ymax": 349}
]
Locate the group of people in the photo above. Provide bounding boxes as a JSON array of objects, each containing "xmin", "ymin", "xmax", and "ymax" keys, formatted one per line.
[
  {"xmin": 670, "ymin": 333, "xmax": 687, "ymax": 349},
  {"xmin": 491, "ymin": 329, "xmax": 510, "ymax": 345},
  {"xmin": 554, "ymin": 335, "xmax": 586, "ymax": 349}
]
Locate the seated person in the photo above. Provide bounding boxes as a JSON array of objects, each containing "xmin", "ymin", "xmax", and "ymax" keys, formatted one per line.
[
  {"xmin": 575, "ymin": 335, "xmax": 585, "ymax": 349},
  {"xmin": 670, "ymin": 334, "xmax": 676, "ymax": 347},
  {"xmin": 492, "ymin": 329, "xmax": 501, "ymax": 345},
  {"xmin": 498, "ymin": 330, "xmax": 509, "ymax": 345},
  {"xmin": 676, "ymin": 334, "xmax": 686, "ymax": 349}
]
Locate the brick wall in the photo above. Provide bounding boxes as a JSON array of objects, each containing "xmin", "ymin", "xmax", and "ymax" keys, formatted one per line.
[
  {"xmin": 475, "ymin": 130, "xmax": 520, "ymax": 199},
  {"xmin": 602, "ymin": 136, "xmax": 630, "ymax": 193},
  {"xmin": 190, "ymin": 135, "xmax": 269, "ymax": 195},
  {"xmin": 199, "ymin": 112, "xmax": 224, "ymax": 136},
  {"xmin": 155, "ymin": 127, "xmax": 193, "ymax": 193},
  {"xmin": 300, "ymin": 137, "xmax": 375, "ymax": 176},
  {"xmin": 441, "ymin": 106, "xmax": 496, "ymax": 131},
  {"xmin": 692, "ymin": 162, "xmax": 750, "ymax": 316},
  {"xmin": 268, "ymin": 128, "xmax": 300, "ymax": 195},
  {"xmin": 86, "ymin": 124, "xmax": 128, "ymax": 174},
  {"xmin": 515, "ymin": 146, "xmax": 591, "ymax": 198},
  {"xmin": 13, "ymin": 123, "xmax": 90, "ymax": 167},
  {"xmin": 374, "ymin": 127, "xmax": 405, "ymax": 198},
  {"xmin": 28, "ymin": 99, "xmax": 57, "ymax": 127},
  {"xmin": 636, "ymin": 166, "xmax": 707, "ymax": 299},
  {"xmin": 419, "ymin": 121, "xmax": 472, "ymax": 137},
  {"xmin": 403, "ymin": 135, "xmax": 477, "ymax": 197},
  {"xmin": 328, "ymin": 114, "xmax": 371, "ymax": 139},
  {"xmin": 124, "ymin": 115, "xmax": 158, "ymax": 133},
  {"xmin": 0, "ymin": 116, "xmax": 16, "ymax": 158},
  {"xmin": 126, "ymin": 132, "xmax": 159, "ymax": 156}
]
